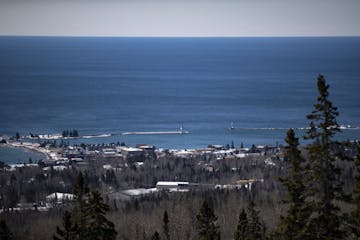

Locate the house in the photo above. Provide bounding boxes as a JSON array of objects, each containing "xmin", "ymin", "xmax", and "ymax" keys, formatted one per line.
[
  {"xmin": 121, "ymin": 188, "xmax": 158, "ymax": 197},
  {"xmin": 174, "ymin": 149, "xmax": 193, "ymax": 158},
  {"xmin": 45, "ymin": 192, "xmax": 74, "ymax": 207},
  {"xmin": 136, "ymin": 144, "xmax": 156, "ymax": 157},
  {"xmin": 117, "ymin": 146, "xmax": 144, "ymax": 158},
  {"xmin": 156, "ymin": 181, "xmax": 190, "ymax": 191},
  {"xmin": 64, "ymin": 146, "xmax": 85, "ymax": 159},
  {"xmin": 102, "ymin": 148, "xmax": 121, "ymax": 157},
  {"xmin": 208, "ymin": 144, "xmax": 225, "ymax": 150}
]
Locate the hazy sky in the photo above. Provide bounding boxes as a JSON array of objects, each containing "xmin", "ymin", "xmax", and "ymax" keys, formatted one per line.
[{"xmin": 1, "ymin": 0, "xmax": 360, "ymax": 37}]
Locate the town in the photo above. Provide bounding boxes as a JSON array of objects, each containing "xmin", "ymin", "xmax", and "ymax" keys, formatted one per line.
[{"xmin": 0, "ymin": 134, "xmax": 281, "ymax": 212}]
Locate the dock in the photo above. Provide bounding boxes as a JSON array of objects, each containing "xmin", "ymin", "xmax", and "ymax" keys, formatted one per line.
[{"xmin": 122, "ymin": 131, "xmax": 189, "ymax": 135}]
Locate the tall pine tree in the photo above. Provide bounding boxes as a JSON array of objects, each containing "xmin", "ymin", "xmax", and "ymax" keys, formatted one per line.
[
  {"xmin": 246, "ymin": 200, "xmax": 266, "ymax": 240},
  {"xmin": 304, "ymin": 74, "xmax": 347, "ymax": 239},
  {"xmin": 53, "ymin": 174, "xmax": 117, "ymax": 240},
  {"xmin": 72, "ymin": 172, "xmax": 87, "ymax": 239},
  {"xmin": 234, "ymin": 208, "xmax": 248, "ymax": 240},
  {"xmin": 162, "ymin": 210, "xmax": 170, "ymax": 240},
  {"xmin": 276, "ymin": 129, "xmax": 310, "ymax": 240},
  {"xmin": 53, "ymin": 211, "xmax": 77, "ymax": 240},
  {"xmin": 196, "ymin": 200, "xmax": 221, "ymax": 240},
  {"xmin": 0, "ymin": 220, "xmax": 12, "ymax": 240},
  {"xmin": 151, "ymin": 231, "xmax": 160, "ymax": 240},
  {"xmin": 350, "ymin": 141, "xmax": 360, "ymax": 238},
  {"xmin": 82, "ymin": 191, "xmax": 117, "ymax": 240}
]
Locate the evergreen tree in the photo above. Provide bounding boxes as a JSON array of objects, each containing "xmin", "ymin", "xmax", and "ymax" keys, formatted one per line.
[
  {"xmin": 350, "ymin": 141, "xmax": 360, "ymax": 238},
  {"xmin": 151, "ymin": 231, "xmax": 160, "ymax": 240},
  {"xmin": 162, "ymin": 210, "xmax": 170, "ymax": 240},
  {"xmin": 276, "ymin": 129, "xmax": 310, "ymax": 240},
  {"xmin": 234, "ymin": 208, "xmax": 248, "ymax": 240},
  {"xmin": 304, "ymin": 74, "xmax": 347, "ymax": 239},
  {"xmin": 53, "ymin": 211, "xmax": 77, "ymax": 240},
  {"xmin": 73, "ymin": 130, "xmax": 79, "ymax": 137},
  {"xmin": 74, "ymin": 173, "xmax": 85, "ymax": 194},
  {"xmin": 15, "ymin": 132, "xmax": 20, "ymax": 141},
  {"xmin": 196, "ymin": 200, "xmax": 220, "ymax": 240},
  {"xmin": 72, "ymin": 172, "xmax": 87, "ymax": 239},
  {"xmin": 82, "ymin": 191, "xmax": 117, "ymax": 240},
  {"xmin": 0, "ymin": 220, "xmax": 12, "ymax": 240},
  {"xmin": 246, "ymin": 201, "xmax": 266, "ymax": 240}
]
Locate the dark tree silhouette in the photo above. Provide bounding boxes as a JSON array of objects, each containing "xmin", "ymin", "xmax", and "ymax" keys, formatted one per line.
[
  {"xmin": 162, "ymin": 210, "xmax": 170, "ymax": 240},
  {"xmin": 151, "ymin": 231, "xmax": 160, "ymax": 240},
  {"xmin": 276, "ymin": 129, "xmax": 310, "ymax": 240},
  {"xmin": 350, "ymin": 142, "xmax": 360, "ymax": 238},
  {"xmin": 53, "ymin": 211, "xmax": 77, "ymax": 240},
  {"xmin": 246, "ymin": 201, "xmax": 266, "ymax": 240},
  {"xmin": 72, "ymin": 172, "xmax": 87, "ymax": 239},
  {"xmin": 304, "ymin": 74, "xmax": 348, "ymax": 239},
  {"xmin": 234, "ymin": 208, "xmax": 248, "ymax": 240},
  {"xmin": 0, "ymin": 220, "xmax": 12, "ymax": 240},
  {"xmin": 82, "ymin": 191, "xmax": 117, "ymax": 240},
  {"xmin": 196, "ymin": 200, "xmax": 220, "ymax": 240}
]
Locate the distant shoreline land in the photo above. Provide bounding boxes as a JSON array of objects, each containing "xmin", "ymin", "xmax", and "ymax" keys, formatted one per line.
[
  {"xmin": 22, "ymin": 127, "xmax": 190, "ymax": 140},
  {"xmin": 3, "ymin": 124, "xmax": 359, "ymax": 141},
  {"xmin": 1, "ymin": 122, "xmax": 359, "ymax": 165}
]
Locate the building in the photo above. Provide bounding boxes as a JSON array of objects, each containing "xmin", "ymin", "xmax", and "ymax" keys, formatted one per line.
[
  {"xmin": 64, "ymin": 146, "xmax": 85, "ymax": 159},
  {"xmin": 156, "ymin": 181, "xmax": 190, "ymax": 191},
  {"xmin": 136, "ymin": 144, "xmax": 156, "ymax": 157},
  {"xmin": 45, "ymin": 192, "xmax": 74, "ymax": 207},
  {"xmin": 117, "ymin": 146, "xmax": 144, "ymax": 158}
]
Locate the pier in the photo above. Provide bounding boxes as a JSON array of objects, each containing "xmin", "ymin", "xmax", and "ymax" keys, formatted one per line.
[{"xmin": 122, "ymin": 130, "xmax": 189, "ymax": 135}]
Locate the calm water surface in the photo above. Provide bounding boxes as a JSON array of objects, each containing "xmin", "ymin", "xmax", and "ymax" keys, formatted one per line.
[{"xmin": 0, "ymin": 37, "xmax": 359, "ymax": 163}]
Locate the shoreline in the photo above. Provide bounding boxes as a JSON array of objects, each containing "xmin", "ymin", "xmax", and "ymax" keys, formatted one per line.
[
  {"xmin": 21, "ymin": 130, "xmax": 190, "ymax": 140},
  {"xmin": 2, "ymin": 141, "xmax": 51, "ymax": 161}
]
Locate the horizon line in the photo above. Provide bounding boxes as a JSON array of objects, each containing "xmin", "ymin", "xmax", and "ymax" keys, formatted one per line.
[{"xmin": 1, "ymin": 34, "xmax": 360, "ymax": 38}]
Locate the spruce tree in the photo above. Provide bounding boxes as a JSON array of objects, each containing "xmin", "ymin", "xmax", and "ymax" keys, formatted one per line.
[
  {"xmin": 276, "ymin": 129, "xmax": 310, "ymax": 240},
  {"xmin": 15, "ymin": 132, "xmax": 20, "ymax": 141},
  {"xmin": 350, "ymin": 141, "xmax": 360, "ymax": 238},
  {"xmin": 82, "ymin": 191, "xmax": 117, "ymax": 240},
  {"xmin": 72, "ymin": 172, "xmax": 87, "ymax": 239},
  {"xmin": 53, "ymin": 211, "xmax": 77, "ymax": 240},
  {"xmin": 73, "ymin": 172, "xmax": 86, "ymax": 203},
  {"xmin": 151, "ymin": 231, "xmax": 160, "ymax": 240},
  {"xmin": 196, "ymin": 200, "xmax": 221, "ymax": 240},
  {"xmin": 162, "ymin": 210, "xmax": 170, "ymax": 240},
  {"xmin": 246, "ymin": 201, "xmax": 266, "ymax": 240},
  {"xmin": 234, "ymin": 208, "xmax": 248, "ymax": 240},
  {"xmin": 304, "ymin": 74, "xmax": 347, "ymax": 239},
  {"xmin": 0, "ymin": 220, "xmax": 12, "ymax": 240}
]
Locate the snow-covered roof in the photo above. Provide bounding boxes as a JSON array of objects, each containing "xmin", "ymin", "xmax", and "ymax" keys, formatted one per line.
[
  {"xmin": 7, "ymin": 164, "xmax": 38, "ymax": 171},
  {"xmin": 118, "ymin": 146, "xmax": 143, "ymax": 152},
  {"xmin": 103, "ymin": 164, "xmax": 113, "ymax": 170},
  {"xmin": 122, "ymin": 188, "xmax": 158, "ymax": 196},
  {"xmin": 53, "ymin": 165, "xmax": 67, "ymax": 171},
  {"xmin": 156, "ymin": 181, "xmax": 189, "ymax": 186},
  {"xmin": 46, "ymin": 192, "xmax": 74, "ymax": 201}
]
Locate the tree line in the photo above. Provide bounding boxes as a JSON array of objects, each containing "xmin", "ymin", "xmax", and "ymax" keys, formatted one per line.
[{"xmin": 62, "ymin": 130, "xmax": 79, "ymax": 138}]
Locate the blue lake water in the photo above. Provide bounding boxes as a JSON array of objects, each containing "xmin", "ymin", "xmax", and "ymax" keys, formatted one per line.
[
  {"xmin": 0, "ymin": 145, "xmax": 45, "ymax": 164},
  {"xmin": 0, "ymin": 37, "xmax": 360, "ymax": 160}
]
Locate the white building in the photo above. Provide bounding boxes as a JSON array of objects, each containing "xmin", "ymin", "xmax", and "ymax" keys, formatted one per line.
[
  {"xmin": 117, "ymin": 146, "xmax": 144, "ymax": 158},
  {"xmin": 46, "ymin": 192, "xmax": 74, "ymax": 207},
  {"xmin": 156, "ymin": 181, "xmax": 190, "ymax": 191}
]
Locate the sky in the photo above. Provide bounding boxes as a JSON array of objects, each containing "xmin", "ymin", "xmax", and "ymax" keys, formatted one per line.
[{"xmin": 0, "ymin": 0, "xmax": 360, "ymax": 37}]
